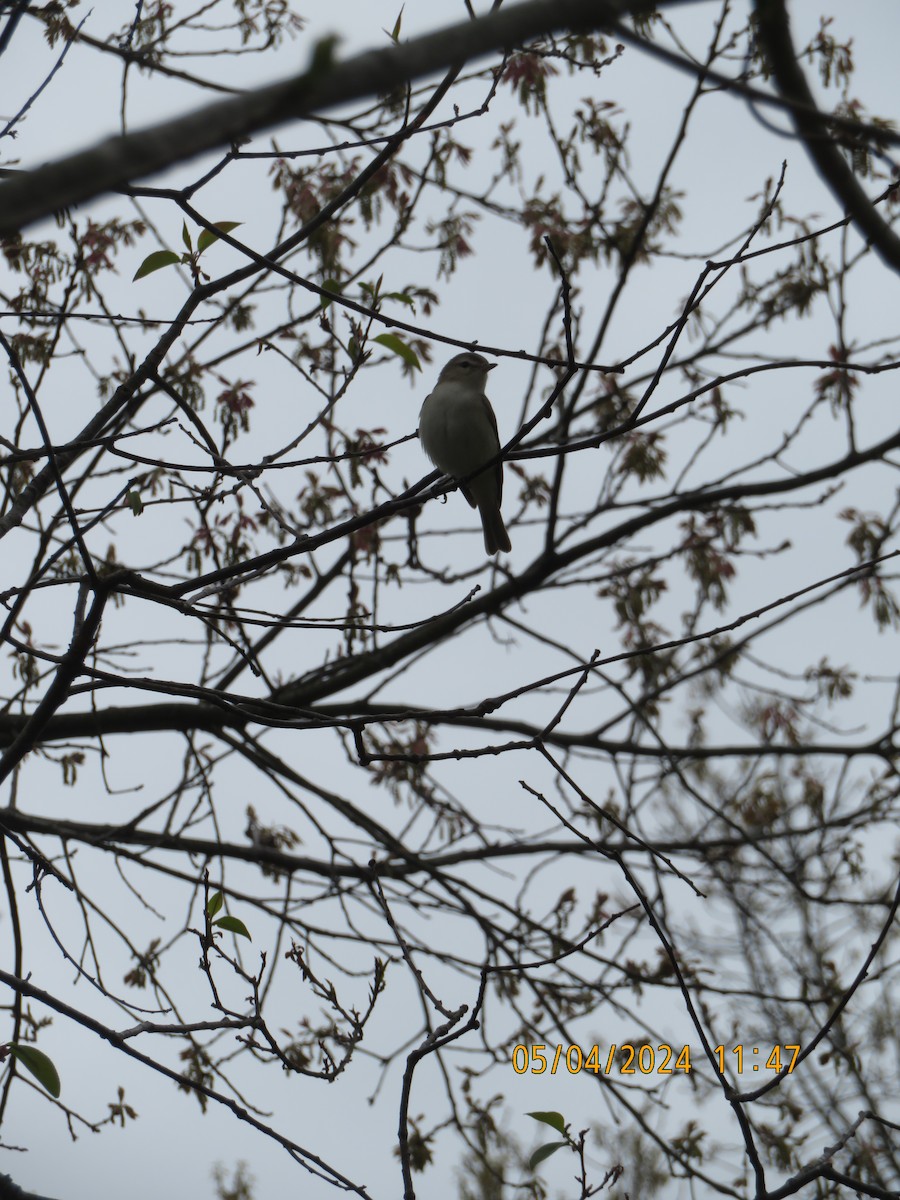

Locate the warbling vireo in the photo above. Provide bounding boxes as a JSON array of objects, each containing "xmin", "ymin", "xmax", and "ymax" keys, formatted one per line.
[{"xmin": 418, "ymin": 351, "xmax": 512, "ymax": 556}]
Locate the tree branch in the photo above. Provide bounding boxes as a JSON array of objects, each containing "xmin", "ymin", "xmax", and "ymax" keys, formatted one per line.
[
  {"xmin": 753, "ymin": 0, "xmax": 900, "ymax": 274},
  {"xmin": 0, "ymin": 0, "xmax": 670, "ymax": 235}
]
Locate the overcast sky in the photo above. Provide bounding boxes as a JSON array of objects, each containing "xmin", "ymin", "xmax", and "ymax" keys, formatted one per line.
[{"xmin": 2, "ymin": 3, "xmax": 899, "ymax": 1199}]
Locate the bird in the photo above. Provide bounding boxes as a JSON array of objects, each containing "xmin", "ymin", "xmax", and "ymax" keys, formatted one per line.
[{"xmin": 418, "ymin": 351, "xmax": 511, "ymax": 556}]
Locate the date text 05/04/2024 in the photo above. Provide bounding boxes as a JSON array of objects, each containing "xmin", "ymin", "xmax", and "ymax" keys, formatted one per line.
[{"xmin": 511, "ymin": 1044, "xmax": 802, "ymax": 1076}]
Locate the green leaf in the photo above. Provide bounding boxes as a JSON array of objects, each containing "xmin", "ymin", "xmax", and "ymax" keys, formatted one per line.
[
  {"xmin": 10, "ymin": 1045, "xmax": 61, "ymax": 1098},
  {"xmin": 214, "ymin": 915, "xmax": 251, "ymax": 941},
  {"xmin": 383, "ymin": 291, "xmax": 415, "ymax": 309},
  {"xmin": 528, "ymin": 1142, "xmax": 567, "ymax": 1170},
  {"xmin": 132, "ymin": 250, "xmax": 180, "ymax": 281},
  {"xmin": 206, "ymin": 890, "xmax": 224, "ymax": 918},
  {"xmin": 181, "ymin": 220, "xmax": 192, "ymax": 252},
  {"xmin": 320, "ymin": 278, "xmax": 341, "ymax": 309},
  {"xmin": 384, "ymin": 5, "xmax": 403, "ymax": 43},
  {"xmin": 527, "ymin": 1111, "xmax": 568, "ymax": 1135},
  {"xmin": 373, "ymin": 333, "xmax": 420, "ymax": 370},
  {"xmin": 197, "ymin": 221, "xmax": 242, "ymax": 255},
  {"xmin": 126, "ymin": 490, "xmax": 143, "ymax": 516}
]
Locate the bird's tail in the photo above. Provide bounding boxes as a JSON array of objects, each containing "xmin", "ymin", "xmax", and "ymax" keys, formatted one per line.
[{"xmin": 480, "ymin": 505, "xmax": 511, "ymax": 556}]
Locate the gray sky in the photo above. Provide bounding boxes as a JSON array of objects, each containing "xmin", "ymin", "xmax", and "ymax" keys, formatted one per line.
[{"xmin": 1, "ymin": 3, "xmax": 899, "ymax": 1199}]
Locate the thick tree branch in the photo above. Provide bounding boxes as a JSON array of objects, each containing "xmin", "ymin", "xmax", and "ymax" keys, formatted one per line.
[
  {"xmin": 754, "ymin": 0, "xmax": 900, "ymax": 274},
  {"xmin": 0, "ymin": 0, "xmax": 670, "ymax": 235}
]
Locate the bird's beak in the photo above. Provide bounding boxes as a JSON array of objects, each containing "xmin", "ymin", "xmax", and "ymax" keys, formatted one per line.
[{"xmin": 486, "ymin": 362, "xmax": 497, "ymax": 371}]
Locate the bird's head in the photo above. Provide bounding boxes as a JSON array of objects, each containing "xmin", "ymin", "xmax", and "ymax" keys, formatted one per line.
[{"xmin": 438, "ymin": 351, "xmax": 496, "ymax": 388}]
